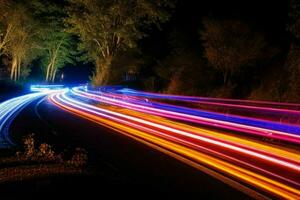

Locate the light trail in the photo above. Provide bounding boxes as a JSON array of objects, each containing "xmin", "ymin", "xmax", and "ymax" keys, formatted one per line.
[
  {"xmin": 0, "ymin": 86, "xmax": 66, "ymax": 148},
  {"xmin": 0, "ymin": 93, "xmax": 46, "ymax": 147},
  {"xmin": 49, "ymin": 86, "xmax": 300, "ymax": 199},
  {"xmin": 5, "ymin": 84, "xmax": 299, "ymax": 197},
  {"xmin": 71, "ymin": 87, "xmax": 300, "ymax": 144},
  {"xmin": 107, "ymin": 87, "xmax": 300, "ymax": 125}
]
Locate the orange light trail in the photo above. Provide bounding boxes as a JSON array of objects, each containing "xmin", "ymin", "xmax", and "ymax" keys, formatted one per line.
[{"xmin": 49, "ymin": 88, "xmax": 300, "ymax": 199}]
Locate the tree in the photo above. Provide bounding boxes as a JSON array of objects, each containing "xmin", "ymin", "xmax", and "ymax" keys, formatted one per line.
[
  {"xmin": 154, "ymin": 30, "xmax": 214, "ymax": 95},
  {"xmin": 0, "ymin": 0, "xmax": 16, "ymax": 56},
  {"xmin": 32, "ymin": 0, "xmax": 75, "ymax": 82},
  {"xmin": 41, "ymin": 31, "xmax": 75, "ymax": 82},
  {"xmin": 200, "ymin": 19, "xmax": 266, "ymax": 85},
  {"xmin": 4, "ymin": 3, "xmax": 40, "ymax": 81},
  {"xmin": 0, "ymin": 1, "xmax": 42, "ymax": 81},
  {"xmin": 285, "ymin": 0, "xmax": 300, "ymax": 101},
  {"xmin": 66, "ymin": 0, "xmax": 174, "ymax": 85},
  {"xmin": 0, "ymin": 0, "xmax": 9, "ymax": 16},
  {"xmin": 288, "ymin": 0, "xmax": 300, "ymax": 39}
]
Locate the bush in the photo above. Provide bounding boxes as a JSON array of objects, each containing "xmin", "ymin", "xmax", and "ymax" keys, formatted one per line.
[
  {"xmin": 37, "ymin": 143, "xmax": 56, "ymax": 162},
  {"xmin": 17, "ymin": 134, "xmax": 86, "ymax": 167},
  {"xmin": 68, "ymin": 148, "xmax": 88, "ymax": 167},
  {"xmin": 23, "ymin": 134, "xmax": 36, "ymax": 159}
]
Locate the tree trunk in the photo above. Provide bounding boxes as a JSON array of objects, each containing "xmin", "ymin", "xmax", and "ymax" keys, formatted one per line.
[
  {"xmin": 47, "ymin": 60, "xmax": 55, "ymax": 83},
  {"xmin": 45, "ymin": 62, "xmax": 52, "ymax": 82},
  {"xmin": 10, "ymin": 57, "xmax": 17, "ymax": 81},
  {"xmin": 51, "ymin": 67, "xmax": 57, "ymax": 83},
  {"xmin": 223, "ymin": 70, "xmax": 231, "ymax": 85},
  {"xmin": 92, "ymin": 56, "xmax": 112, "ymax": 86},
  {"xmin": 49, "ymin": 62, "xmax": 55, "ymax": 83},
  {"xmin": 17, "ymin": 57, "xmax": 21, "ymax": 81}
]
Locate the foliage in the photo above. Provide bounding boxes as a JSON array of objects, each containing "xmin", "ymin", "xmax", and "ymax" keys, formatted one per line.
[
  {"xmin": 288, "ymin": 0, "xmax": 300, "ymax": 39},
  {"xmin": 67, "ymin": 148, "xmax": 88, "ymax": 167},
  {"xmin": 0, "ymin": 0, "xmax": 76, "ymax": 82},
  {"xmin": 0, "ymin": 1, "xmax": 41, "ymax": 81},
  {"xmin": 152, "ymin": 30, "xmax": 216, "ymax": 95},
  {"xmin": 23, "ymin": 134, "xmax": 35, "ymax": 159},
  {"xmin": 0, "ymin": 0, "xmax": 10, "ymax": 49},
  {"xmin": 21, "ymin": 134, "xmax": 61, "ymax": 162},
  {"xmin": 32, "ymin": 0, "xmax": 76, "ymax": 82},
  {"xmin": 200, "ymin": 18, "xmax": 266, "ymax": 85},
  {"xmin": 285, "ymin": 0, "xmax": 300, "ymax": 102},
  {"xmin": 19, "ymin": 134, "xmax": 89, "ymax": 166},
  {"xmin": 40, "ymin": 31, "xmax": 76, "ymax": 82},
  {"xmin": 156, "ymin": 49, "xmax": 214, "ymax": 95},
  {"xmin": 0, "ymin": 0, "xmax": 299, "ymax": 103},
  {"xmin": 66, "ymin": 0, "xmax": 175, "ymax": 85},
  {"xmin": 0, "ymin": 0, "xmax": 10, "ymax": 18},
  {"xmin": 37, "ymin": 143, "xmax": 56, "ymax": 162},
  {"xmin": 284, "ymin": 44, "xmax": 300, "ymax": 102}
]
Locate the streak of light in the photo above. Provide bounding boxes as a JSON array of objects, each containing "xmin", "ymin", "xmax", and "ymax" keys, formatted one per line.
[
  {"xmin": 49, "ymin": 87, "xmax": 300, "ymax": 199},
  {"xmin": 0, "ymin": 88, "xmax": 66, "ymax": 147}
]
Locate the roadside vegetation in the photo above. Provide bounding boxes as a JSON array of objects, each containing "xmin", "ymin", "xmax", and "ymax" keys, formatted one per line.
[
  {"xmin": 0, "ymin": 134, "xmax": 87, "ymax": 183},
  {"xmin": 0, "ymin": 0, "xmax": 300, "ymax": 102}
]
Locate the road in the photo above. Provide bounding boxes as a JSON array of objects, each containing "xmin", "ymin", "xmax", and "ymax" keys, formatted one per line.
[{"xmin": 1, "ymin": 85, "xmax": 300, "ymax": 198}]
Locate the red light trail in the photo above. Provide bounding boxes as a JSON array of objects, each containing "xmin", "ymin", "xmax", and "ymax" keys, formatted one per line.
[{"xmin": 48, "ymin": 86, "xmax": 300, "ymax": 199}]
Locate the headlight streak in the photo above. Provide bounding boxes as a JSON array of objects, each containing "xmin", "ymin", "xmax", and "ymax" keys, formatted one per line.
[
  {"xmin": 112, "ymin": 87, "xmax": 300, "ymax": 125},
  {"xmin": 0, "ymin": 92, "xmax": 48, "ymax": 147},
  {"xmin": 49, "ymin": 87, "xmax": 300, "ymax": 199},
  {"xmin": 115, "ymin": 87, "xmax": 300, "ymax": 110},
  {"xmin": 71, "ymin": 87, "xmax": 300, "ymax": 144},
  {"xmin": 0, "ymin": 87, "xmax": 67, "ymax": 148},
  {"xmin": 30, "ymin": 84, "xmax": 65, "ymax": 92},
  {"xmin": 56, "ymin": 92, "xmax": 300, "ymax": 172}
]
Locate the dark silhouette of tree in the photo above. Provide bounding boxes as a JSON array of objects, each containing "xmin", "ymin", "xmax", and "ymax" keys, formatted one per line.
[
  {"xmin": 200, "ymin": 18, "xmax": 266, "ymax": 85},
  {"xmin": 155, "ymin": 30, "xmax": 214, "ymax": 95},
  {"xmin": 285, "ymin": 0, "xmax": 300, "ymax": 101},
  {"xmin": 288, "ymin": 0, "xmax": 300, "ymax": 39}
]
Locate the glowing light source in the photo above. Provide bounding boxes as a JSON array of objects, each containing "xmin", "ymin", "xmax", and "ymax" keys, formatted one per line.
[{"xmin": 30, "ymin": 84, "xmax": 65, "ymax": 92}]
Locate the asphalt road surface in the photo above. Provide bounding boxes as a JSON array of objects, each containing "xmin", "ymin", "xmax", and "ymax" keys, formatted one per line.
[
  {"xmin": 7, "ymin": 96, "xmax": 252, "ymax": 198},
  {"xmin": 3, "ymin": 85, "xmax": 299, "ymax": 199}
]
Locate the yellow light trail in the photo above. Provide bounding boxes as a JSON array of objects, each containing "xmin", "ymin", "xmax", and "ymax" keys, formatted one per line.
[
  {"xmin": 112, "ymin": 106, "xmax": 300, "ymax": 163},
  {"xmin": 51, "ymin": 95, "xmax": 300, "ymax": 199}
]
